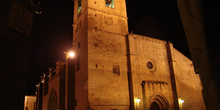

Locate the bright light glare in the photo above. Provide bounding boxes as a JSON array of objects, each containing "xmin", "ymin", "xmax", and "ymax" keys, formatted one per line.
[
  {"xmin": 136, "ymin": 98, "xmax": 140, "ymax": 103},
  {"xmin": 69, "ymin": 52, "xmax": 75, "ymax": 58},
  {"xmin": 179, "ymin": 99, "xmax": 184, "ymax": 104},
  {"xmin": 180, "ymin": 100, "xmax": 184, "ymax": 103},
  {"xmin": 65, "ymin": 51, "xmax": 75, "ymax": 59}
]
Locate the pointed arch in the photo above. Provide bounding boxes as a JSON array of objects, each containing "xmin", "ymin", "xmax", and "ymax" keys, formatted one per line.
[
  {"xmin": 48, "ymin": 88, "xmax": 58, "ymax": 110},
  {"xmin": 149, "ymin": 95, "xmax": 170, "ymax": 110}
]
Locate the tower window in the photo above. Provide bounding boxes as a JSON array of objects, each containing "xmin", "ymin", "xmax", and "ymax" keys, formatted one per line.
[
  {"xmin": 78, "ymin": 0, "xmax": 82, "ymax": 13},
  {"xmin": 76, "ymin": 55, "xmax": 80, "ymax": 71},
  {"xmin": 78, "ymin": 42, "xmax": 80, "ymax": 48},
  {"xmin": 113, "ymin": 65, "xmax": 120, "ymax": 75},
  {"xmin": 105, "ymin": 0, "xmax": 114, "ymax": 8}
]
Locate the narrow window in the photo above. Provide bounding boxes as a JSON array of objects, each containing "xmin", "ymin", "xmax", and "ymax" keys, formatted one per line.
[
  {"xmin": 105, "ymin": 0, "xmax": 114, "ymax": 8},
  {"xmin": 78, "ymin": 42, "xmax": 80, "ymax": 48},
  {"xmin": 78, "ymin": 0, "xmax": 82, "ymax": 13},
  {"xmin": 113, "ymin": 65, "xmax": 120, "ymax": 75},
  {"xmin": 77, "ymin": 55, "xmax": 80, "ymax": 71}
]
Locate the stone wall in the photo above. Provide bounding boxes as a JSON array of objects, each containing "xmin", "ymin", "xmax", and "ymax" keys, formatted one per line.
[
  {"xmin": 88, "ymin": 30, "xmax": 129, "ymax": 109},
  {"xmin": 42, "ymin": 74, "xmax": 60, "ymax": 110},
  {"xmin": 73, "ymin": 1, "xmax": 89, "ymax": 109},
  {"xmin": 172, "ymin": 46, "xmax": 206, "ymax": 110},
  {"xmin": 128, "ymin": 34, "xmax": 205, "ymax": 110},
  {"xmin": 129, "ymin": 34, "xmax": 174, "ymax": 110}
]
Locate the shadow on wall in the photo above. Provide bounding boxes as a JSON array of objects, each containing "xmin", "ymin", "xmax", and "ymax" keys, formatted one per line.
[{"xmin": 176, "ymin": 78, "xmax": 205, "ymax": 109}]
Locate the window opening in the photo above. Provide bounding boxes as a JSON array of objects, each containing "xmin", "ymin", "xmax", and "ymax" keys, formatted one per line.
[
  {"xmin": 105, "ymin": 0, "xmax": 114, "ymax": 8},
  {"xmin": 77, "ymin": 55, "xmax": 80, "ymax": 71},
  {"xmin": 113, "ymin": 65, "xmax": 120, "ymax": 75},
  {"xmin": 78, "ymin": 42, "xmax": 80, "ymax": 48},
  {"xmin": 147, "ymin": 61, "xmax": 153, "ymax": 69},
  {"xmin": 78, "ymin": 0, "xmax": 82, "ymax": 13},
  {"xmin": 150, "ymin": 102, "xmax": 160, "ymax": 110}
]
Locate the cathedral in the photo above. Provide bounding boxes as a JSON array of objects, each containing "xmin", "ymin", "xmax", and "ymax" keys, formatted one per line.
[{"xmin": 35, "ymin": 0, "xmax": 205, "ymax": 110}]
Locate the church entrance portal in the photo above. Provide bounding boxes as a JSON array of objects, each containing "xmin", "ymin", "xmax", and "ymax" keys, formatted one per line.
[
  {"xmin": 150, "ymin": 102, "xmax": 160, "ymax": 110},
  {"xmin": 149, "ymin": 95, "xmax": 169, "ymax": 110}
]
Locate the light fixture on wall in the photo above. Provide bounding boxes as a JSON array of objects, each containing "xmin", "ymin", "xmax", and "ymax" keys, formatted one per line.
[
  {"xmin": 135, "ymin": 98, "xmax": 141, "ymax": 110},
  {"xmin": 179, "ymin": 99, "xmax": 184, "ymax": 104},
  {"xmin": 178, "ymin": 98, "xmax": 184, "ymax": 108},
  {"xmin": 136, "ymin": 98, "xmax": 140, "ymax": 103}
]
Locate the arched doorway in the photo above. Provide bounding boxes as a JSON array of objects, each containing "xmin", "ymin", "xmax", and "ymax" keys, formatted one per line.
[
  {"xmin": 149, "ymin": 95, "xmax": 169, "ymax": 110},
  {"xmin": 150, "ymin": 102, "xmax": 160, "ymax": 110},
  {"xmin": 48, "ymin": 88, "xmax": 58, "ymax": 110}
]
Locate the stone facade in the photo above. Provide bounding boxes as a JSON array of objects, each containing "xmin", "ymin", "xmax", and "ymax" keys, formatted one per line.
[{"xmin": 37, "ymin": 0, "xmax": 205, "ymax": 110}]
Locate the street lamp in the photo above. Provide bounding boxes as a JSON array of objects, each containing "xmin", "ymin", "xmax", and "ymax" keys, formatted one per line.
[
  {"xmin": 65, "ymin": 50, "xmax": 76, "ymax": 110},
  {"xmin": 69, "ymin": 51, "xmax": 75, "ymax": 58},
  {"xmin": 65, "ymin": 51, "xmax": 75, "ymax": 59}
]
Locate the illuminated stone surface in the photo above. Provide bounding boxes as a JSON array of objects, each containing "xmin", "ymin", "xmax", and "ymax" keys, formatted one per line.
[{"xmin": 37, "ymin": 0, "xmax": 206, "ymax": 110}]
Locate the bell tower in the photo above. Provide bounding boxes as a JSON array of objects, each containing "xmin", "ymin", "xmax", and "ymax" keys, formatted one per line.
[
  {"xmin": 72, "ymin": 0, "xmax": 130, "ymax": 109},
  {"xmin": 73, "ymin": 0, "xmax": 128, "ymax": 40}
]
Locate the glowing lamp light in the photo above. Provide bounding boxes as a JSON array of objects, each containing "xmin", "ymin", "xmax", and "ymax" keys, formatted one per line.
[
  {"xmin": 65, "ymin": 51, "xmax": 75, "ymax": 59},
  {"xmin": 136, "ymin": 98, "xmax": 140, "ymax": 103},
  {"xmin": 179, "ymin": 99, "xmax": 184, "ymax": 104},
  {"xmin": 69, "ymin": 51, "xmax": 75, "ymax": 58}
]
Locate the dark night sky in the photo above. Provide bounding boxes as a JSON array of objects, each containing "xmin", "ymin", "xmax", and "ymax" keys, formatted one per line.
[{"xmin": 26, "ymin": 0, "xmax": 190, "ymax": 95}]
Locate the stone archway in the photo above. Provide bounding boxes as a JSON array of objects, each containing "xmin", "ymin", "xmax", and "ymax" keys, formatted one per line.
[
  {"xmin": 150, "ymin": 102, "xmax": 160, "ymax": 110},
  {"xmin": 149, "ymin": 95, "xmax": 169, "ymax": 110},
  {"xmin": 48, "ymin": 88, "xmax": 58, "ymax": 110}
]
